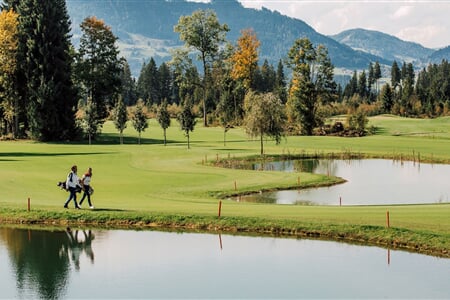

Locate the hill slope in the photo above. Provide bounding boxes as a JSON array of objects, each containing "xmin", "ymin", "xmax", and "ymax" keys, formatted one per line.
[
  {"xmin": 428, "ymin": 45, "xmax": 450, "ymax": 63},
  {"xmin": 330, "ymin": 28, "xmax": 435, "ymax": 65},
  {"xmin": 66, "ymin": 0, "xmax": 388, "ymax": 76}
]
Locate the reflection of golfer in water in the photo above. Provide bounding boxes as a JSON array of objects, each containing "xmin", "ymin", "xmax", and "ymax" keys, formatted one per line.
[
  {"xmin": 82, "ymin": 230, "xmax": 95, "ymax": 263},
  {"xmin": 65, "ymin": 228, "xmax": 95, "ymax": 271}
]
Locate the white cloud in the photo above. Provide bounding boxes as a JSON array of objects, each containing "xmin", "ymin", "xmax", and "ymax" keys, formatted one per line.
[
  {"xmin": 237, "ymin": 1, "xmax": 450, "ymax": 49},
  {"xmin": 391, "ymin": 5, "xmax": 413, "ymax": 19},
  {"xmin": 397, "ymin": 25, "xmax": 447, "ymax": 47}
]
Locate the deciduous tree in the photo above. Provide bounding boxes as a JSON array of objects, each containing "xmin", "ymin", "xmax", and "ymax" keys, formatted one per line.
[
  {"xmin": 81, "ymin": 98, "xmax": 101, "ymax": 145},
  {"xmin": 0, "ymin": 9, "xmax": 19, "ymax": 137},
  {"xmin": 244, "ymin": 91, "xmax": 286, "ymax": 155},
  {"xmin": 177, "ymin": 98, "xmax": 196, "ymax": 149},
  {"xmin": 75, "ymin": 16, "xmax": 121, "ymax": 124},
  {"xmin": 230, "ymin": 28, "xmax": 260, "ymax": 91},
  {"xmin": 169, "ymin": 48, "xmax": 202, "ymax": 107},
  {"xmin": 132, "ymin": 99, "xmax": 148, "ymax": 145},
  {"xmin": 216, "ymin": 89, "xmax": 235, "ymax": 146},
  {"xmin": 112, "ymin": 96, "xmax": 128, "ymax": 145},
  {"xmin": 156, "ymin": 99, "xmax": 171, "ymax": 146},
  {"xmin": 174, "ymin": 9, "xmax": 229, "ymax": 127}
]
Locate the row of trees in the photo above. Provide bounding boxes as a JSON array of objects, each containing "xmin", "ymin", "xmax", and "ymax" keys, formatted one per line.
[
  {"xmin": 383, "ymin": 60, "xmax": 450, "ymax": 117},
  {"xmin": 1, "ymin": 4, "xmax": 449, "ymax": 143},
  {"xmin": 135, "ymin": 56, "xmax": 287, "ymax": 107},
  {"xmin": 340, "ymin": 59, "xmax": 450, "ymax": 118},
  {"xmin": 0, "ymin": 1, "xmax": 130, "ymax": 141}
]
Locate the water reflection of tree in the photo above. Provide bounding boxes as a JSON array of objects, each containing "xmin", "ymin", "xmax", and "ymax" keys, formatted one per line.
[
  {"xmin": 0, "ymin": 227, "xmax": 70, "ymax": 299},
  {"xmin": 294, "ymin": 159, "xmax": 320, "ymax": 173},
  {"xmin": 294, "ymin": 159, "xmax": 339, "ymax": 176},
  {"xmin": 0, "ymin": 227, "xmax": 95, "ymax": 299}
]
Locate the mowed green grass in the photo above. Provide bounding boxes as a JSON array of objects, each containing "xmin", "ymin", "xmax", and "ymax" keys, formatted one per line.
[{"xmin": 0, "ymin": 115, "xmax": 449, "ymax": 244}]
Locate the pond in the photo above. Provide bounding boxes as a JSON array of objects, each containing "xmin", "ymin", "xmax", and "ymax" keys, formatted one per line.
[
  {"xmin": 0, "ymin": 226, "xmax": 449, "ymax": 299},
  {"xmin": 239, "ymin": 159, "xmax": 450, "ymax": 205}
]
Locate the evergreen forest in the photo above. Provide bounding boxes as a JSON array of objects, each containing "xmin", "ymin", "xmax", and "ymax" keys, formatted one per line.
[{"xmin": 0, "ymin": 1, "xmax": 449, "ymax": 142}]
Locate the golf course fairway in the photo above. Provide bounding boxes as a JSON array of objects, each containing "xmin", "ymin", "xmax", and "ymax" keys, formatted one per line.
[{"xmin": 0, "ymin": 115, "xmax": 449, "ymax": 257}]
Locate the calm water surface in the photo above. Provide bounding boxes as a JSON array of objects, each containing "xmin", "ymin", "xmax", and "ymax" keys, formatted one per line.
[
  {"xmin": 243, "ymin": 159, "xmax": 450, "ymax": 205},
  {"xmin": 0, "ymin": 226, "xmax": 449, "ymax": 299}
]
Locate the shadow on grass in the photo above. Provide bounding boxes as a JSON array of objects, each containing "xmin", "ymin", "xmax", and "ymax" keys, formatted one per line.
[
  {"xmin": 91, "ymin": 208, "xmax": 129, "ymax": 212},
  {"xmin": 371, "ymin": 126, "xmax": 388, "ymax": 135},
  {"xmin": 213, "ymin": 148, "xmax": 248, "ymax": 151},
  {"xmin": 0, "ymin": 152, "xmax": 112, "ymax": 158},
  {"xmin": 93, "ymin": 134, "xmax": 179, "ymax": 145}
]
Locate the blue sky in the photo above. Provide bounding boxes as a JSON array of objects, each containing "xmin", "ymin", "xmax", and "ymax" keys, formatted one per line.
[{"xmin": 190, "ymin": 0, "xmax": 450, "ymax": 49}]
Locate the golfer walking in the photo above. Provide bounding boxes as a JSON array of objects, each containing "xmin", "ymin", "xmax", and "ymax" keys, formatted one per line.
[
  {"xmin": 64, "ymin": 165, "xmax": 81, "ymax": 209},
  {"xmin": 79, "ymin": 167, "xmax": 94, "ymax": 209}
]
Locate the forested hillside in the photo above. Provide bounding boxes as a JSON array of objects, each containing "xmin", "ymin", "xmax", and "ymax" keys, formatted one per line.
[
  {"xmin": 66, "ymin": 0, "xmax": 388, "ymax": 75},
  {"xmin": 330, "ymin": 29, "xmax": 435, "ymax": 64},
  {"xmin": 428, "ymin": 46, "xmax": 450, "ymax": 63},
  {"xmin": 1, "ymin": 0, "xmax": 448, "ymax": 142}
]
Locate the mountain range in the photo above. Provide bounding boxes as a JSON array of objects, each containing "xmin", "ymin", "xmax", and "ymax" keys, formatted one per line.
[{"xmin": 66, "ymin": 0, "xmax": 449, "ymax": 77}]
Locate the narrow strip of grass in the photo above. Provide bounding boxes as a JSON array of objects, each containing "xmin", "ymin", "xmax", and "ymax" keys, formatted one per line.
[{"xmin": 0, "ymin": 205, "xmax": 450, "ymax": 258}]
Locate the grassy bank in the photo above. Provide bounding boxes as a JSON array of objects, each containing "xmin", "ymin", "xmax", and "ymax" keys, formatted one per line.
[
  {"xmin": 0, "ymin": 204, "xmax": 449, "ymax": 257},
  {"xmin": 0, "ymin": 115, "xmax": 449, "ymax": 257}
]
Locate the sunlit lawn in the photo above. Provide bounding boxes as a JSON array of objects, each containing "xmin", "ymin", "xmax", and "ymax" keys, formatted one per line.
[{"xmin": 0, "ymin": 115, "xmax": 449, "ymax": 237}]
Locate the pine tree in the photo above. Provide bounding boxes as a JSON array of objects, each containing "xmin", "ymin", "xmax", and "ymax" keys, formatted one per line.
[
  {"xmin": 286, "ymin": 38, "xmax": 336, "ymax": 135},
  {"xmin": 275, "ymin": 60, "xmax": 287, "ymax": 103},
  {"xmin": 136, "ymin": 61, "xmax": 149, "ymax": 101},
  {"xmin": 358, "ymin": 71, "xmax": 368, "ymax": 99},
  {"xmin": 391, "ymin": 61, "xmax": 401, "ymax": 89},
  {"xmin": 20, "ymin": 0, "xmax": 78, "ymax": 141},
  {"xmin": 344, "ymin": 71, "xmax": 358, "ymax": 98},
  {"xmin": 380, "ymin": 83, "xmax": 393, "ymax": 113},
  {"xmin": 159, "ymin": 62, "xmax": 172, "ymax": 105},
  {"xmin": 147, "ymin": 58, "xmax": 160, "ymax": 104},
  {"xmin": 367, "ymin": 62, "xmax": 375, "ymax": 98},
  {"xmin": 119, "ymin": 58, "xmax": 137, "ymax": 105},
  {"xmin": 374, "ymin": 61, "xmax": 382, "ymax": 93}
]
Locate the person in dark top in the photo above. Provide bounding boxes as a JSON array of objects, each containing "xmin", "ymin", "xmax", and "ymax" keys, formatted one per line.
[{"xmin": 63, "ymin": 165, "xmax": 81, "ymax": 209}]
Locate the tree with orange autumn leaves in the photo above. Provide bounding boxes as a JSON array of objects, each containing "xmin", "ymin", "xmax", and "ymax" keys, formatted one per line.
[
  {"xmin": 0, "ymin": 9, "xmax": 18, "ymax": 137},
  {"xmin": 230, "ymin": 28, "xmax": 260, "ymax": 91}
]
